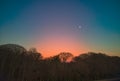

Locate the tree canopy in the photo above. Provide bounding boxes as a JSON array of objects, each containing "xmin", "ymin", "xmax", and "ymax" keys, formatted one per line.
[{"xmin": 0, "ymin": 44, "xmax": 120, "ymax": 81}]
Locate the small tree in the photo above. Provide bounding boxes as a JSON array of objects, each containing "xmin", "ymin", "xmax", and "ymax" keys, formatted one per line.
[
  {"xmin": 58, "ymin": 52, "xmax": 73, "ymax": 62},
  {"xmin": 28, "ymin": 48, "xmax": 42, "ymax": 60}
]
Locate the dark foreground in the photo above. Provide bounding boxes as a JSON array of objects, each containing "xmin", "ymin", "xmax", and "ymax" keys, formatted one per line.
[
  {"xmin": 0, "ymin": 44, "xmax": 120, "ymax": 81},
  {"xmin": 96, "ymin": 74, "xmax": 120, "ymax": 81},
  {"xmin": 96, "ymin": 78, "xmax": 120, "ymax": 81}
]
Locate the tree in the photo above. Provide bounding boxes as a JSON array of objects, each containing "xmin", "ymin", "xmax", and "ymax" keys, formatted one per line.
[
  {"xmin": 0, "ymin": 44, "xmax": 27, "ymax": 54},
  {"xmin": 0, "ymin": 44, "xmax": 120, "ymax": 81},
  {"xmin": 58, "ymin": 52, "xmax": 73, "ymax": 62}
]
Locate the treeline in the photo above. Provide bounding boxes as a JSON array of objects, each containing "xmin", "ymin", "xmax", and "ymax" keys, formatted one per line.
[{"xmin": 0, "ymin": 44, "xmax": 120, "ymax": 81}]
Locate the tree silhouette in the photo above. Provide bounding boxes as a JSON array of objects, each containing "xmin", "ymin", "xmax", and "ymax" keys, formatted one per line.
[
  {"xmin": 0, "ymin": 44, "xmax": 120, "ymax": 81},
  {"xmin": 0, "ymin": 44, "xmax": 27, "ymax": 54},
  {"xmin": 58, "ymin": 52, "xmax": 73, "ymax": 62},
  {"xmin": 28, "ymin": 48, "xmax": 43, "ymax": 60}
]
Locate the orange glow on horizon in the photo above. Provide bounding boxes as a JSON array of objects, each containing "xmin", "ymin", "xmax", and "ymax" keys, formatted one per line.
[
  {"xmin": 34, "ymin": 24, "xmax": 89, "ymax": 57},
  {"xmin": 35, "ymin": 36, "xmax": 88, "ymax": 57}
]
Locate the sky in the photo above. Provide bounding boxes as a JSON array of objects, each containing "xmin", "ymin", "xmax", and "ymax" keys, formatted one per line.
[{"xmin": 0, "ymin": 0, "xmax": 120, "ymax": 57}]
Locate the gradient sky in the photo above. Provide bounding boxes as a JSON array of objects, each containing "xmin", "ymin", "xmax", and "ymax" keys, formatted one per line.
[{"xmin": 0, "ymin": 0, "xmax": 120, "ymax": 57}]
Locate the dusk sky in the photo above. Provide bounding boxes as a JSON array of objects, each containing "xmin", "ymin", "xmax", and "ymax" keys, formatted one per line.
[{"xmin": 0, "ymin": 0, "xmax": 120, "ymax": 57}]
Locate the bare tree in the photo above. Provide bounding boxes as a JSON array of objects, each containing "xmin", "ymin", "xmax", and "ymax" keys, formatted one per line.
[{"xmin": 58, "ymin": 52, "xmax": 73, "ymax": 62}]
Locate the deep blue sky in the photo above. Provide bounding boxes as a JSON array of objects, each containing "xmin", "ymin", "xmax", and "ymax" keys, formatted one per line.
[{"xmin": 0, "ymin": 0, "xmax": 120, "ymax": 56}]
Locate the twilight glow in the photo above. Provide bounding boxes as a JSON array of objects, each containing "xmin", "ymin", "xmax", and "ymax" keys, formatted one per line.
[{"xmin": 0, "ymin": 0, "xmax": 120, "ymax": 57}]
